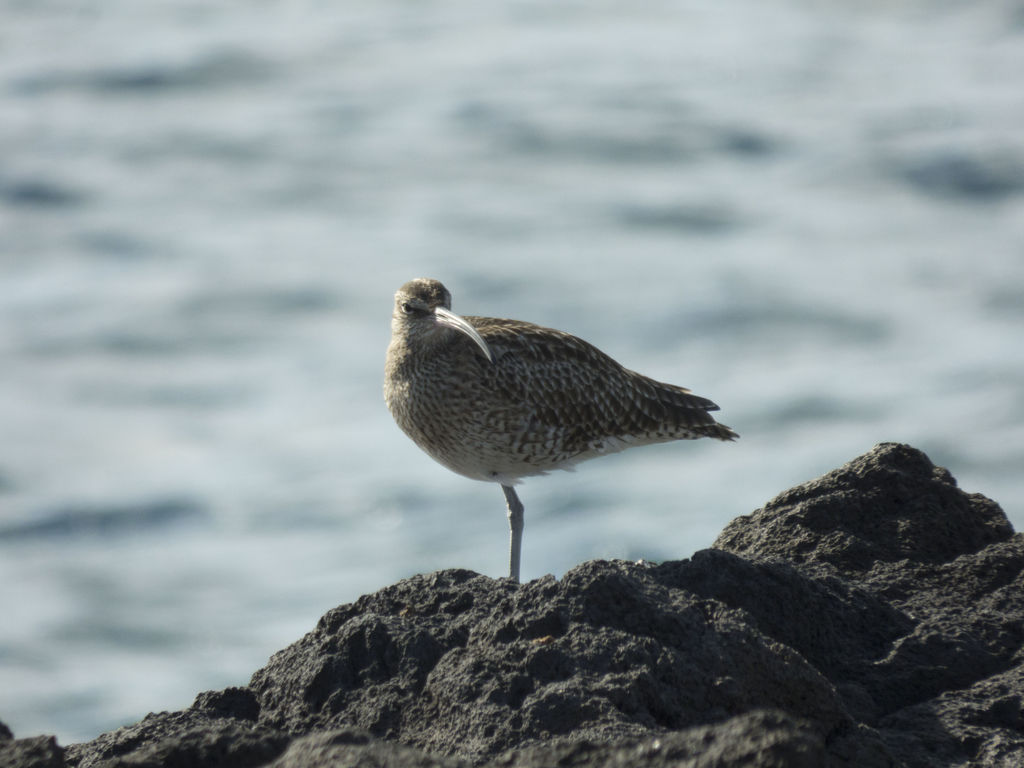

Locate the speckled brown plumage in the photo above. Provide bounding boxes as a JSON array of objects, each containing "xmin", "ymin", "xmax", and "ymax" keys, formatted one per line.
[{"xmin": 384, "ymin": 278, "xmax": 737, "ymax": 582}]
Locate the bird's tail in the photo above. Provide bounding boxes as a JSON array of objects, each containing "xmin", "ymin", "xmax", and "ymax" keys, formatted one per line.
[{"xmin": 644, "ymin": 378, "xmax": 739, "ymax": 442}]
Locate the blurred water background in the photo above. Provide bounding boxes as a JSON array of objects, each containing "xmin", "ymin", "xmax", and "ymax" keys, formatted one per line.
[{"xmin": 3, "ymin": 0, "xmax": 1023, "ymax": 745}]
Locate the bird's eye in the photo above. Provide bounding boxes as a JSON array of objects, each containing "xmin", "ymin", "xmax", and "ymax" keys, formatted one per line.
[{"xmin": 401, "ymin": 301, "xmax": 415, "ymax": 314}]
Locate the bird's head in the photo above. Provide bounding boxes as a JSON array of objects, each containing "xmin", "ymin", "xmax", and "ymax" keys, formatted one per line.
[{"xmin": 392, "ymin": 278, "xmax": 494, "ymax": 363}]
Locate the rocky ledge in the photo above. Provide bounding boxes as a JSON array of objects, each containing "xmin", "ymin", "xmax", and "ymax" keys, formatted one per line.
[{"xmin": 3, "ymin": 443, "xmax": 1022, "ymax": 768}]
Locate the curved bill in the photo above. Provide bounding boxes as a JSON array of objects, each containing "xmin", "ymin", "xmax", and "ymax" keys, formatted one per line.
[{"xmin": 434, "ymin": 306, "xmax": 495, "ymax": 363}]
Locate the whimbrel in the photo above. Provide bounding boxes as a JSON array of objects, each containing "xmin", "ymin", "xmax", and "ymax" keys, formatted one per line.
[{"xmin": 384, "ymin": 278, "xmax": 737, "ymax": 583}]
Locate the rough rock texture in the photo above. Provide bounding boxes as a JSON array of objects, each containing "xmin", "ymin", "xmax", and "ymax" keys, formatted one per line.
[
  {"xmin": 4, "ymin": 443, "xmax": 1023, "ymax": 768},
  {"xmin": 0, "ymin": 721, "xmax": 63, "ymax": 768}
]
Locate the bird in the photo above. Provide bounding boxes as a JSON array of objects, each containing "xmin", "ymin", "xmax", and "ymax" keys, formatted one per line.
[{"xmin": 384, "ymin": 278, "xmax": 737, "ymax": 583}]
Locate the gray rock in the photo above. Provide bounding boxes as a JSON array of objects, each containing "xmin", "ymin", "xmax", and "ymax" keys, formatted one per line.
[
  {"xmin": 6, "ymin": 443, "xmax": 1022, "ymax": 768},
  {"xmin": 62, "ymin": 703, "xmax": 289, "ymax": 768},
  {"xmin": 499, "ymin": 710, "xmax": 830, "ymax": 768},
  {"xmin": 0, "ymin": 733, "xmax": 63, "ymax": 768},
  {"xmin": 265, "ymin": 728, "xmax": 468, "ymax": 768},
  {"xmin": 248, "ymin": 561, "xmax": 848, "ymax": 762},
  {"xmin": 716, "ymin": 442, "xmax": 1024, "ymax": 766}
]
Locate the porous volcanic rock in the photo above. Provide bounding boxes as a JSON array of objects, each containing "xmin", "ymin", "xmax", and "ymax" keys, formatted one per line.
[{"xmin": 4, "ymin": 443, "xmax": 1021, "ymax": 768}]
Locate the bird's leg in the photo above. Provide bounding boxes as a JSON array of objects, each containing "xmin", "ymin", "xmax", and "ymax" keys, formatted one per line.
[{"xmin": 502, "ymin": 485, "xmax": 524, "ymax": 583}]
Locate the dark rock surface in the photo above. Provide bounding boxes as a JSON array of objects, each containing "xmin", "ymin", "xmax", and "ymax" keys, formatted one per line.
[
  {"xmin": 0, "ymin": 723, "xmax": 63, "ymax": 768},
  {"xmin": 4, "ymin": 443, "xmax": 1023, "ymax": 768}
]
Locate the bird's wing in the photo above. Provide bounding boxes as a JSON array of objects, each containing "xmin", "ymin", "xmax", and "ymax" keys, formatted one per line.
[{"xmin": 466, "ymin": 316, "xmax": 731, "ymax": 447}]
